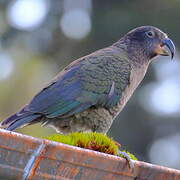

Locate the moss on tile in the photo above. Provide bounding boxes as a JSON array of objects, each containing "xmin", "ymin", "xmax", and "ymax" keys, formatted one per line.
[{"xmin": 45, "ymin": 132, "xmax": 137, "ymax": 160}]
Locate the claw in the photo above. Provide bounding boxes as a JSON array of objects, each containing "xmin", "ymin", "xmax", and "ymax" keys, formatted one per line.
[{"xmin": 118, "ymin": 150, "xmax": 134, "ymax": 169}]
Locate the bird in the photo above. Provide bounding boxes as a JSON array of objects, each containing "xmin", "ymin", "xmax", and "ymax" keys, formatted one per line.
[{"xmin": 1, "ymin": 26, "xmax": 175, "ymax": 134}]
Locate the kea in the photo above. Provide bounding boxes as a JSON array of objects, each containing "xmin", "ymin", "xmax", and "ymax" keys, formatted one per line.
[{"xmin": 1, "ymin": 26, "xmax": 175, "ymax": 134}]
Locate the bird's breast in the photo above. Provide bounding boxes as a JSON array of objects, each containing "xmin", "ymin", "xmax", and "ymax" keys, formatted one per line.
[{"xmin": 109, "ymin": 62, "xmax": 149, "ymax": 118}]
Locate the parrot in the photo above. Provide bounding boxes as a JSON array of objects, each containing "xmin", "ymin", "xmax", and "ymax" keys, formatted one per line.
[{"xmin": 1, "ymin": 26, "xmax": 175, "ymax": 134}]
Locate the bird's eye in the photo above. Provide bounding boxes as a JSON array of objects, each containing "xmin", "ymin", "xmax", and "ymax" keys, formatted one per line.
[{"xmin": 146, "ymin": 31, "xmax": 155, "ymax": 38}]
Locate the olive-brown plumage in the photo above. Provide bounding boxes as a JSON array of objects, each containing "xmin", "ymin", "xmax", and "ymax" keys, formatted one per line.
[{"xmin": 1, "ymin": 26, "xmax": 175, "ymax": 133}]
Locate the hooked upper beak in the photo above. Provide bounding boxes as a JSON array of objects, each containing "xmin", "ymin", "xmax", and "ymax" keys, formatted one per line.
[{"xmin": 156, "ymin": 38, "xmax": 175, "ymax": 59}]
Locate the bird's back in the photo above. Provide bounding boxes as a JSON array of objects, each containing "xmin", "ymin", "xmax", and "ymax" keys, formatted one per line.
[{"xmin": 43, "ymin": 46, "xmax": 133, "ymax": 133}]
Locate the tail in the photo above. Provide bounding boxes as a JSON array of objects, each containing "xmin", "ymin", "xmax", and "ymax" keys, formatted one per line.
[{"xmin": 1, "ymin": 109, "xmax": 42, "ymax": 131}]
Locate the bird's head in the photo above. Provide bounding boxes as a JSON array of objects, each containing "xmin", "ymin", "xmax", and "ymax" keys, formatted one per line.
[{"xmin": 121, "ymin": 26, "xmax": 175, "ymax": 63}]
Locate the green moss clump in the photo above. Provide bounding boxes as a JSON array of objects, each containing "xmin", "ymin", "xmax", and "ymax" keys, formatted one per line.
[
  {"xmin": 45, "ymin": 132, "xmax": 137, "ymax": 160},
  {"xmin": 46, "ymin": 132, "xmax": 119, "ymax": 155}
]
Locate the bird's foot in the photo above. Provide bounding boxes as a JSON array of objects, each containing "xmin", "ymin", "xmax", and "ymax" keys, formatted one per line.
[{"xmin": 117, "ymin": 150, "xmax": 134, "ymax": 169}]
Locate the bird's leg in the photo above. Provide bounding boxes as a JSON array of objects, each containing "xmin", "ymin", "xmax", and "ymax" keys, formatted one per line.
[{"xmin": 117, "ymin": 150, "xmax": 134, "ymax": 169}]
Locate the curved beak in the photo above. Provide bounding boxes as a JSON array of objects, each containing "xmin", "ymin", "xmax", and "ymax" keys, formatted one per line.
[
  {"xmin": 161, "ymin": 38, "xmax": 175, "ymax": 59},
  {"xmin": 155, "ymin": 38, "xmax": 175, "ymax": 59}
]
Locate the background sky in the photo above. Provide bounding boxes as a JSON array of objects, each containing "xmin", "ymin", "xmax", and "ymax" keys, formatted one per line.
[{"xmin": 0, "ymin": 0, "xmax": 180, "ymax": 169}]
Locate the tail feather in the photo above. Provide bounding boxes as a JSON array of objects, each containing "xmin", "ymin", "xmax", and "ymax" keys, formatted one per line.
[
  {"xmin": 1, "ymin": 110, "xmax": 42, "ymax": 131},
  {"xmin": 1, "ymin": 107, "xmax": 30, "ymax": 126},
  {"xmin": 1, "ymin": 112, "xmax": 31, "ymax": 126},
  {"xmin": 1, "ymin": 113, "xmax": 19, "ymax": 126},
  {"xmin": 5, "ymin": 114, "xmax": 41, "ymax": 131}
]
